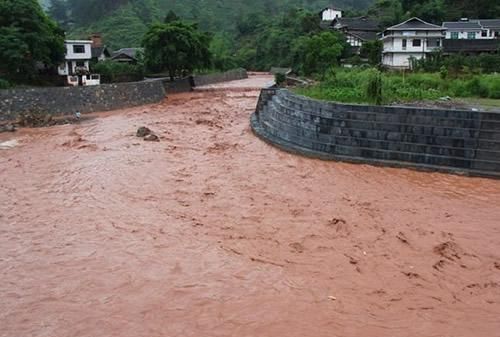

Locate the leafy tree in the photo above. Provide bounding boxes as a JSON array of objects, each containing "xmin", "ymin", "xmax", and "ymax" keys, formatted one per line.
[
  {"xmin": 360, "ymin": 40, "xmax": 383, "ymax": 65},
  {"xmin": 292, "ymin": 31, "xmax": 346, "ymax": 76},
  {"xmin": 142, "ymin": 20, "xmax": 212, "ymax": 80},
  {"xmin": 48, "ymin": 0, "xmax": 69, "ymax": 28},
  {"xmin": 0, "ymin": 0, "xmax": 65, "ymax": 83}
]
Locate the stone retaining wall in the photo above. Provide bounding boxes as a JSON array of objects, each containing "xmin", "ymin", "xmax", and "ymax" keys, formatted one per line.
[
  {"xmin": 192, "ymin": 68, "xmax": 248, "ymax": 87},
  {"xmin": 0, "ymin": 80, "xmax": 166, "ymax": 122},
  {"xmin": 252, "ymin": 88, "xmax": 500, "ymax": 178}
]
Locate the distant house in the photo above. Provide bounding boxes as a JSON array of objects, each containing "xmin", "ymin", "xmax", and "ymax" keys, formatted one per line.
[
  {"xmin": 381, "ymin": 17, "xmax": 445, "ymax": 69},
  {"xmin": 473, "ymin": 19, "xmax": 500, "ymax": 38},
  {"xmin": 320, "ymin": 6, "xmax": 342, "ymax": 22},
  {"xmin": 443, "ymin": 20, "xmax": 491, "ymax": 40},
  {"xmin": 111, "ymin": 48, "xmax": 144, "ymax": 64},
  {"xmin": 89, "ymin": 33, "xmax": 111, "ymax": 62},
  {"xmin": 58, "ymin": 40, "xmax": 101, "ymax": 86},
  {"xmin": 442, "ymin": 19, "xmax": 500, "ymax": 55},
  {"xmin": 58, "ymin": 40, "xmax": 93, "ymax": 76},
  {"xmin": 331, "ymin": 16, "xmax": 380, "ymax": 52},
  {"xmin": 92, "ymin": 46, "xmax": 111, "ymax": 63}
]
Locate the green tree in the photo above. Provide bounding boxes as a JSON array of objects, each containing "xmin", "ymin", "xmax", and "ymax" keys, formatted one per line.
[
  {"xmin": 360, "ymin": 40, "xmax": 383, "ymax": 65},
  {"xmin": 142, "ymin": 20, "xmax": 211, "ymax": 80},
  {"xmin": 0, "ymin": 0, "xmax": 65, "ymax": 83},
  {"xmin": 292, "ymin": 31, "xmax": 346, "ymax": 76}
]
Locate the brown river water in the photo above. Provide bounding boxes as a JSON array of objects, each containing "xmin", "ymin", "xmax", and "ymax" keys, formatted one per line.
[{"xmin": 1, "ymin": 74, "xmax": 500, "ymax": 337}]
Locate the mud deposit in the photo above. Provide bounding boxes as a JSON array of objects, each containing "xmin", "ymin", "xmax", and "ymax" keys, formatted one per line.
[{"xmin": 1, "ymin": 75, "xmax": 500, "ymax": 337}]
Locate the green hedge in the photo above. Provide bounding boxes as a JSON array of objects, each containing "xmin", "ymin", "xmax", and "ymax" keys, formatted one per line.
[{"xmin": 92, "ymin": 61, "xmax": 144, "ymax": 83}]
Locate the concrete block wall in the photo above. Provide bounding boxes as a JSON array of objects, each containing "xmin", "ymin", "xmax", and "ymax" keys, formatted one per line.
[{"xmin": 252, "ymin": 89, "xmax": 500, "ymax": 178}]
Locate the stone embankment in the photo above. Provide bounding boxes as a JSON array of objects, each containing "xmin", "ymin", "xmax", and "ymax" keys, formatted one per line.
[
  {"xmin": 252, "ymin": 88, "xmax": 500, "ymax": 178},
  {"xmin": 0, "ymin": 69, "xmax": 248, "ymax": 122}
]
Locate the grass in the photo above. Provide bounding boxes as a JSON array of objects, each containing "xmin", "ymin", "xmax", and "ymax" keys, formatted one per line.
[{"xmin": 294, "ymin": 67, "xmax": 500, "ymax": 106}]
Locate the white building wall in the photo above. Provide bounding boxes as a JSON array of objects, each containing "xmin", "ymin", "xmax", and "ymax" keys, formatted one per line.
[
  {"xmin": 322, "ymin": 9, "xmax": 342, "ymax": 21},
  {"xmin": 65, "ymin": 41, "xmax": 92, "ymax": 60},
  {"xmin": 445, "ymin": 30, "xmax": 491, "ymax": 39}
]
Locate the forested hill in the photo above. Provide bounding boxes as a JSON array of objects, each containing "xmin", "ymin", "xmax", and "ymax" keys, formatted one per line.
[{"xmin": 43, "ymin": 0, "xmax": 374, "ymax": 49}]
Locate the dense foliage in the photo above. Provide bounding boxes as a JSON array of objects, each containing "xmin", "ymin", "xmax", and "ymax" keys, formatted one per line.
[
  {"xmin": 1, "ymin": 0, "xmax": 65, "ymax": 83},
  {"xmin": 92, "ymin": 60, "xmax": 145, "ymax": 83},
  {"xmin": 368, "ymin": 0, "xmax": 500, "ymax": 27},
  {"xmin": 411, "ymin": 52, "xmax": 500, "ymax": 75},
  {"xmin": 296, "ymin": 68, "xmax": 500, "ymax": 104},
  {"xmin": 142, "ymin": 20, "xmax": 211, "ymax": 80},
  {"xmin": 222, "ymin": 8, "xmax": 348, "ymax": 74}
]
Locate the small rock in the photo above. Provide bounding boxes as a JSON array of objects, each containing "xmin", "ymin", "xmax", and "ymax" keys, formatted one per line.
[
  {"xmin": 144, "ymin": 134, "xmax": 160, "ymax": 142},
  {"xmin": 137, "ymin": 126, "xmax": 152, "ymax": 137}
]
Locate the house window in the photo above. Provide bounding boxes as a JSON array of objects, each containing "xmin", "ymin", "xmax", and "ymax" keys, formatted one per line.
[
  {"xmin": 467, "ymin": 32, "xmax": 476, "ymax": 39},
  {"xmin": 402, "ymin": 39, "xmax": 407, "ymax": 50},
  {"xmin": 73, "ymin": 45, "xmax": 85, "ymax": 53},
  {"xmin": 412, "ymin": 39, "xmax": 421, "ymax": 47},
  {"xmin": 451, "ymin": 32, "xmax": 459, "ymax": 39},
  {"xmin": 482, "ymin": 30, "xmax": 488, "ymax": 37}
]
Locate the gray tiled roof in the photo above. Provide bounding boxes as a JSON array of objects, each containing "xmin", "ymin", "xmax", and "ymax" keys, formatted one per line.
[
  {"xmin": 386, "ymin": 17, "xmax": 444, "ymax": 31},
  {"xmin": 477, "ymin": 19, "xmax": 500, "ymax": 29},
  {"xmin": 112, "ymin": 48, "xmax": 144, "ymax": 60},
  {"xmin": 332, "ymin": 17, "xmax": 379, "ymax": 31},
  {"xmin": 347, "ymin": 30, "xmax": 379, "ymax": 41},
  {"xmin": 443, "ymin": 21, "xmax": 482, "ymax": 30}
]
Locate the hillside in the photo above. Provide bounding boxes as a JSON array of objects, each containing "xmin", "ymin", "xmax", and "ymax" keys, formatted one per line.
[{"xmin": 45, "ymin": 0, "xmax": 374, "ymax": 49}]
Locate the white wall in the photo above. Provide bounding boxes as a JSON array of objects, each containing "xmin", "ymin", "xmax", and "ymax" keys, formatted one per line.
[
  {"xmin": 322, "ymin": 9, "xmax": 342, "ymax": 21},
  {"xmin": 346, "ymin": 35, "xmax": 362, "ymax": 47},
  {"xmin": 383, "ymin": 52, "xmax": 426, "ymax": 68},
  {"xmin": 65, "ymin": 41, "xmax": 92, "ymax": 60},
  {"xmin": 445, "ymin": 30, "xmax": 492, "ymax": 39}
]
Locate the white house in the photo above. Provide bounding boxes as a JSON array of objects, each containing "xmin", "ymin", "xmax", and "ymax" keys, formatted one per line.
[
  {"xmin": 58, "ymin": 40, "xmax": 93, "ymax": 76},
  {"xmin": 381, "ymin": 17, "xmax": 445, "ymax": 69},
  {"xmin": 443, "ymin": 19, "xmax": 500, "ymax": 39},
  {"xmin": 320, "ymin": 6, "xmax": 342, "ymax": 22},
  {"xmin": 58, "ymin": 40, "xmax": 100, "ymax": 86},
  {"xmin": 443, "ymin": 20, "xmax": 492, "ymax": 39}
]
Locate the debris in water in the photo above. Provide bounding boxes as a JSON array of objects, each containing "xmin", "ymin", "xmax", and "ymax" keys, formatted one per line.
[
  {"xmin": 136, "ymin": 127, "xmax": 152, "ymax": 137},
  {"xmin": 144, "ymin": 134, "xmax": 160, "ymax": 142},
  {"xmin": 0, "ymin": 139, "xmax": 19, "ymax": 150}
]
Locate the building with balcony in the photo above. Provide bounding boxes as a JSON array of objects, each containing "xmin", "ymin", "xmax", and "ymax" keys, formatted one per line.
[
  {"xmin": 381, "ymin": 17, "xmax": 445, "ymax": 69},
  {"xmin": 58, "ymin": 40, "xmax": 93, "ymax": 76}
]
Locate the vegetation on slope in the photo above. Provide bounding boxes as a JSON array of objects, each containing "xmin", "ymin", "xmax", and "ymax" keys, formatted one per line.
[{"xmin": 296, "ymin": 68, "xmax": 500, "ymax": 105}]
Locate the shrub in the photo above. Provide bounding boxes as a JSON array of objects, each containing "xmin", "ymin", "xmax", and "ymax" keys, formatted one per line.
[
  {"xmin": 366, "ymin": 69, "xmax": 383, "ymax": 105},
  {"xmin": 275, "ymin": 73, "xmax": 286, "ymax": 87},
  {"xmin": 0, "ymin": 78, "xmax": 10, "ymax": 89},
  {"xmin": 92, "ymin": 61, "xmax": 144, "ymax": 83}
]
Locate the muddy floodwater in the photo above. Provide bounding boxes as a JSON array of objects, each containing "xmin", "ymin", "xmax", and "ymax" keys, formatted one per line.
[{"xmin": 1, "ymin": 74, "xmax": 500, "ymax": 337}]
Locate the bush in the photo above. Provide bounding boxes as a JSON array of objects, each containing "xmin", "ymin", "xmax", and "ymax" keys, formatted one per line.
[
  {"xmin": 366, "ymin": 69, "xmax": 383, "ymax": 105},
  {"xmin": 275, "ymin": 73, "xmax": 286, "ymax": 87},
  {"xmin": 0, "ymin": 78, "xmax": 10, "ymax": 89},
  {"xmin": 92, "ymin": 61, "xmax": 144, "ymax": 83}
]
